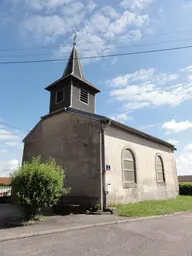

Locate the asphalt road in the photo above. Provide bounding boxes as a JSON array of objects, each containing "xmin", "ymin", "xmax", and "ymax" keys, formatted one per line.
[{"xmin": 0, "ymin": 212, "xmax": 192, "ymax": 256}]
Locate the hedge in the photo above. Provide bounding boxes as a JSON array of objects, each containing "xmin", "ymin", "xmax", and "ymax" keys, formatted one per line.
[{"xmin": 179, "ymin": 182, "xmax": 192, "ymax": 195}]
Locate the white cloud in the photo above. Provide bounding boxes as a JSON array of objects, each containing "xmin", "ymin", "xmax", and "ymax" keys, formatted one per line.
[
  {"xmin": 117, "ymin": 29, "xmax": 142, "ymax": 43},
  {"xmin": 139, "ymin": 124, "xmax": 156, "ymax": 131},
  {"xmin": 0, "ymin": 129, "xmax": 20, "ymax": 141},
  {"xmin": 107, "ymin": 67, "xmax": 192, "ymax": 112},
  {"xmin": 24, "ymin": 15, "xmax": 70, "ymax": 42},
  {"xmin": 23, "ymin": 1, "xmax": 96, "ymax": 42},
  {"xmin": 110, "ymin": 82, "xmax": 186, "ymax": 110},
  {"xmin": 0, "ymin": 149, "xmax": 8, "ymax": 154},
  {"xmin": 7, "ymin": 159, "xmax": 19, "ymax": 170},
  {"xmin": 105, "ymin": 11, "xmax": 149, "ymax": 39},
  {"xmin": 124, "ymin": 101, "xmax": 150, "ymax": 111},
  {"xmin": 110, "ymin": 113, "xmax": 132, "ymax": 123},
  {"xmin": 176, "ymin": 151, "xmax": 192, "ymax": 175},
  {"xmin": 182, "ymin": 3, "xmax": 192, "ymax": 9},
  {"xmin": 101, "ymin": 5, "xmax": 119, "ymax": 19},
  {"xmin": 167, "ymin": 139, "xmax": 180, "ymax": 145},
  {"xmin": 184, "ymin": 144, "xmax": 192, "ymax": 151},
  {"xmin": 162, "ymin": 120, "xmax": 192, "ymax": 134},
  {"xmin": 0, "ymin": 159, "xmax": 19, "ymax": 177},
  {"xmin": 21, "ymin": 0, "xmax": 150, "ymax": 59},
  {"xmin": 20, "ymin": 0, "xmax": 75, "ymax": 10},
  {"xmin": 180, "ymin": 65, "xmax": 192, "ymax": 72},
  {"xmin": 109, "ymin": 68, "xmax": 178, "ymax": 88},
  {"xmin": 5, "ymin": 141, "xmax": 22, "ymax": 147},
  {"xmin": 120, "ymin": 0, "xmax": 154, "ymax": 10}
]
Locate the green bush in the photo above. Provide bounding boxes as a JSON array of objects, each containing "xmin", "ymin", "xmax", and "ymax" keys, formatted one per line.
[
  {"xmin": 179, "ymin": 182, "xmax": 192, "ymax": 195},
  {"xmin": 11, "ymin": 156, "xmax": 69, "ymax": 219}
]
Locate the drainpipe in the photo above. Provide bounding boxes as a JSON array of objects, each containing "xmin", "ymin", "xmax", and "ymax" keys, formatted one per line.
[{"xmin": 100, "ymin": 118, "xmax": 112, "ymax": 211}]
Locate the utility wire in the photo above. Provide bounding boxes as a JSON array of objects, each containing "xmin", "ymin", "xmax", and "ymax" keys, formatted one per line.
[
  {"xmin": 1, "ymin": 37, "xmax": 192, "ymax": 59},
  {"xmin": 1, "ymin": 27, "xmax": 192, "ymax": 52},
  {"xmin": 0, "ymin": 122, "xmax": 29, "ymax": 132},
  {"xmin": 1, "ymin": 44, "xmax": 192, "ymax": 65}
]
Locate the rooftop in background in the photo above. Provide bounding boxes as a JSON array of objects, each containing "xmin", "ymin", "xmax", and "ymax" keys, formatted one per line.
[
  {"xmin": 0, "ymin": 177, "xmax": 11, "ymax": 185},
  {"xmin": 178, "ymin": 175, "xmax": 192, "ymax": 182}
]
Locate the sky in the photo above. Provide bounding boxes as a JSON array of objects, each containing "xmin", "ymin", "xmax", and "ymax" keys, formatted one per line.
[{"xmin": 1, "ymin": 0, "xmax": 192, "ymax": 176}]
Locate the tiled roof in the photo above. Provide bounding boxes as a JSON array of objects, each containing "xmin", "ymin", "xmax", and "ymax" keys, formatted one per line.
[
  {"xmin": 0, "ymin": 177, "xmax": 11, "ymax": 185},
  {"xmin": 178, "ymin": 175, "xmax": 192, "ymax": 182}
]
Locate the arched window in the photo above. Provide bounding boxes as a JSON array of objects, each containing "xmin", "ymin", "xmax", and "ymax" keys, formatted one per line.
[
  {"xmin": 123, "ymin": 149, "xmax": 136, "ymax": 185},
  {"xmin": 156, "ymin": 155, "xmax": 165, "ymax": 183}
]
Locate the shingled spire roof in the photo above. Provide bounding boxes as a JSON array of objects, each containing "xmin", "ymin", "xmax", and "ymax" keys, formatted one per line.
[
  {"xmin": 45, "ymin": 42, "xmax": 100, "ymax": 93},
  {"xmin": 63, "ymin": 42, "xmax": 84, "ymax": 79}
]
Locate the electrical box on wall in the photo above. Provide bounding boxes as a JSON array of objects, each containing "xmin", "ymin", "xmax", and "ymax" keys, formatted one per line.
[{"xmin": 107, "ymin": 183, "xmax": 112, "ymax": 192}]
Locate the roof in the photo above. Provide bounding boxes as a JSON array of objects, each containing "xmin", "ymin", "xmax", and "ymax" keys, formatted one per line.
[
  {"xmin": 0, "ymin": 177, "xmax": 11, "ymax": 185},
  {"xmin": 25, "ymin": 107, "xmax": 175, "ymax": 150},
  {"xmin": 63, "ymin": 42, "xmax": 84, "ymax": 79},
  {"xmin": 178, "ymin": 175, "xmax": 192, "ymax": 182},
  {"xmin": 45, "ymin": 43, "xmax": 100, "ymax": 93}
]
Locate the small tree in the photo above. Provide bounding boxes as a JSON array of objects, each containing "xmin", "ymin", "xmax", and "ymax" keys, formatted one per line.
[{"xmin": 11, "ymin": 156, "xmax": 68, "ymax": 219}]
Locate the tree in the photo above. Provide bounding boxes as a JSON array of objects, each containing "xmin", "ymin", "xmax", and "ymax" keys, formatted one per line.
[{"xmin": 11, "ymin": 156, "xmax": 68, "ymax": 219}]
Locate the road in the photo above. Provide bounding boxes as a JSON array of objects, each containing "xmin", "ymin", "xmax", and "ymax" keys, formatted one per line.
[{"xmin": 0, "ymin": 212, "xmax": 192, "ymax": 256}]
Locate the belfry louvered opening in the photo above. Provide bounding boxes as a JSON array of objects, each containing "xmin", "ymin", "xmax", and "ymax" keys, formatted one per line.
[{"xmin": 80, "ymin": 89, "xmax": 89, "ymax": 104}]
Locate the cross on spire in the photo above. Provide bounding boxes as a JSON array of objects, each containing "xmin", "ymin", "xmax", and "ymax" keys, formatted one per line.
[{"xmin": 73, "ymin": 28, "xmax": 78, "ymax": 45}]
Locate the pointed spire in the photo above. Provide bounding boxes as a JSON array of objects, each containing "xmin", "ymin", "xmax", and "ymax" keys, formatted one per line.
[
  {"xmin": 45, "ymin": 34, "xmax": 100, "ymax": 93},
  {"xmin": 62, "ymin": 42, "xmax": 84, "ymax": 79}
]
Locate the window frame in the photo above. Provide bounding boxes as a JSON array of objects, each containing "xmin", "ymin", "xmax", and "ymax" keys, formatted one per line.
[
  {"xmin": 55, "ymin": 88, "xmax": 65, "ymax": 104},
  {"xmin": 155, "ymin": 154, "xmax": 166, "ymax": 184},
  {"xmin": 122, "ymin": 147, "xmax": 137, "ymax": 188},
  {"xmin": 79, "ymin": 88, "xmax": 89, "ymax": 105}
]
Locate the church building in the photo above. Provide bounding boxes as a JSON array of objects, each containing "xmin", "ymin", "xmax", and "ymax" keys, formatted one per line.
[{"xmin": 23, "ymin": 40, "xmax": 179, "ymax": 210}]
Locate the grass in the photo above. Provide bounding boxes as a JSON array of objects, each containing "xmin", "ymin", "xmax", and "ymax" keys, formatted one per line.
[
  {"xmin": 112, "ymin": 196, "xmax": 192, "ymax": 217},
  {"xmin": 21, "ymin": 215, "xmax": 47, "ymax": 226}
]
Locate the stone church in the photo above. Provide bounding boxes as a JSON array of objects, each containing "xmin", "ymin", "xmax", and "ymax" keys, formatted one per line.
[{"xmin": 23, "ymin": 41, "xmax": 179, "ymax": 210}]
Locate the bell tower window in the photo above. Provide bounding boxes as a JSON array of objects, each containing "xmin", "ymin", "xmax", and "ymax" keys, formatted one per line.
[
  {"xmin": 56, "ymin": 89, "xmax": 64, "ymax": 104},
  {"xmin": 80, "ymin": 89, "xmax": 89, "ymax": 104}
]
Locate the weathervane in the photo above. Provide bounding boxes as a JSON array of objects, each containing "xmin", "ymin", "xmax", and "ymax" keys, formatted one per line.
[{"xmin": 73, "ymin": 28, "xmax": 78, "ymax": 44}]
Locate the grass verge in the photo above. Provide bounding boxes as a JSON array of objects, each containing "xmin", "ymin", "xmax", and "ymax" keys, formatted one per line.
[{"xmin": 112, "ymin": 196, "xmax": 192, "ymax": 217}]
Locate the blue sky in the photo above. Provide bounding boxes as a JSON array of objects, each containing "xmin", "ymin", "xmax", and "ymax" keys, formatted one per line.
[{"xmin": 1, "ymin": 0, "xmax": 192, "ymax": 176}]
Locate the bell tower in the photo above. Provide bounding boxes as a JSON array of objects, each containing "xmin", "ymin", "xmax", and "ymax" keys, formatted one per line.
[{"xmin": 45, "ymin": 36, "xmax": 100, "ymax": 114}]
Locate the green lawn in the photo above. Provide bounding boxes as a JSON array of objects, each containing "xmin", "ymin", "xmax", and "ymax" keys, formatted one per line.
[{"xmin": 112, "ymin": 196, "xmax": 192, "ymax": 217}]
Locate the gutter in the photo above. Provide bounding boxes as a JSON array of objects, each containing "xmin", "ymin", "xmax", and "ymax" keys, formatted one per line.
[{"xmin": 100, "ymin": 118, "xmax": 112, "ymax": 211}]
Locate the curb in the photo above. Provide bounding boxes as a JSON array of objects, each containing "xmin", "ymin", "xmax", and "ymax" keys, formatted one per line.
[{"xmin": 0, "ymin": 211, "xmax": 189, "ymax": 242}]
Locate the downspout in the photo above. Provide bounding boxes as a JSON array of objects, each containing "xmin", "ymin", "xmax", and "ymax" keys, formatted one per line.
[{"xmin": 100, "ymin": 118, "xmax": 112, "ymax": 211}]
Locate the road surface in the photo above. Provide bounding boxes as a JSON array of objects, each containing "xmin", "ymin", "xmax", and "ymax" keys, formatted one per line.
[{"xmin": 0, "ymin": 212, "xmax": 192, "ymax": 256}]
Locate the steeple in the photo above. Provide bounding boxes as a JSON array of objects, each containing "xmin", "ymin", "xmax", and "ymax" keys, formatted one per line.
[
  {"xmin": 62, "ymin": 42, "xmax": 84, "ymax": 80},
  {"xmin": 45, "ymin": 37, "xmax": 100, "ymax": 114}
]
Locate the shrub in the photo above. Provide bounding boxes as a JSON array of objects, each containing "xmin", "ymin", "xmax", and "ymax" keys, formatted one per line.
[
  {"xmin": 11, "ymin": 156, "xmax": 69, "ymax": 219},
  {"xmin": 179, "ymin": 182, "xmax": 192, "ymax": 195}
]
